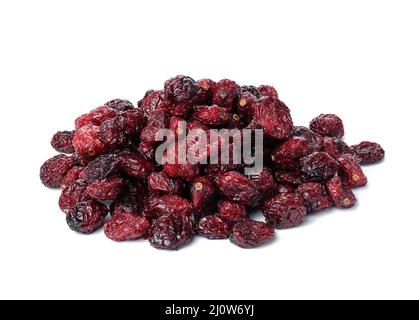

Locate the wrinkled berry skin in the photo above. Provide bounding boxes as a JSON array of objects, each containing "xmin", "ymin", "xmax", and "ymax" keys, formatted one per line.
[
  {"xmin": 143, "ymin": 195, "xmax": 193, "ymax": 220},
  {"xmin": 258, "ymin": 85, "xmax": 278, "ymax": 98},
  {"xmin": 190, "ymin": 176, "xmax": 216, "ymax": 217},
  {"xmin": 196, "ymin": 215, "xmax": 230, "ymax": 239},
  {"xmin": 85, "ymin": 176, "xmax": 125, "ymax": 201},
  {"xmin": 350, "ymin": 141, "xmax": 385, "ymax": 165},
  {"xmin": 147, "ymin": 171, "xmax": 185, "ymax": 196},
  {"xmin": 110, "ymin": 183, "xmax": 145, "ymax": 216},
  {"xmin": 61, "ymin": 166, "xmax": 84, "ymax": 189},
  {"xmin": 230, "ymin": 220, "xmax": 275, "ymax": 248},
  {"xmin": 326, "ymin": 176, "xmax": 357, "ymax": 208},
  {"xmin": 51, "ymin": 131, "xmax": 75, "ymax": 154},
  {"xmin": 149, "ymin": 213, "xmax": 193, "ymax": 250},
  {"xmin": 98, "ymin": 118, "xmax": 126, "ymax": 148},
  {"xmin": 215, "ymin": 171, "xmax": 260, "ymax": 207},
  {"xmin": 192, "ymin": 105, "xmax": 231, "ymax": 126},
  {"xmin": 59, "ymin": 180, "xmax": 90, "ymax": 213},
  {"xmin": 337, "ymin": 154, "xmax": 368, "ymax": 187},
  {"xmin": 118, "ymin": 150, "xmax": 155, "ymax": 180},
  {"xmin": 104, "ymin": 213, "xmax": 150, "ymax": 241},
  {"xmin": 196, "ymin": 79, "xmax": 215, "ymax": 105},
  {"xmin": 272, "ymin": 137, "xmax": 313, "ymax": 170},
  {"xmin": 105, "ymin": 99, "xmax": 134, "ymax": 112},
  {"xmin": 275, "ymin": 172, "xmax": 306, "ymax": 186},
  {"xmin": 248, "ymin": 167, "xmax": 276, "ymax": 204},
  {"xmin": 237, "ymin": 91, "xmax": 257, "ymax": 123},
  {"xmin": 300, "ymin": 152, "xmax": 339, "ymax": 182},
  {"xmin": 66, "ymin": 200, "xmax": 108, "ymax": 234},
  {"xmin": 321, "ymin": 137, "xmax": 350, "ymax": 159},
  {"xmin": 40, "ymin": 154, "xmax": 74, "ymax": 188},
  {"xmin": 139, "ymin": 90, "xmax": 170, "ymax": 117},
  {"xmin": 164, "ymin": 75, "xmax": 199, "ymax": 104},
  {"xmin": 217, "ymin": 199, "xmax": 247, "ymax": 225},
  {"xmin": 212, "ymin": 79, "xmax": 240, "ymax": 111},
  {"xmin": 296, "ymin": 183, "xmax": 331, "ymax": 213},
  {"xmin": 75, "ymin": 106, "xmax": 117, "ymax": 130},
  {"xmin": 292, "ymin": 126, "xmax": 324, "ymax": 150},
  {"xmin": 248, "ymin": 97, "xmax": 293, "ymax": 140},
  {"xmin": 81, "ymin": 153, "xmax": 119, "ymax": 183},
  {"xmin": 163, "ymin": 162, "xmax": 200, "ymax": 183},
  {"xmin": 309, "ymin": 114, "xmax": 344, "ymax": 138},
  {"xmin": 241, "ymin": 85, "xmax": 261, "ymax": 98},
  {"xmin": 263, "ymin": 194, "xmax": 307, "ymax": 229},
  {"xmin": 73, "ymin": 124, "xmax": 106, "ymax": 158}
]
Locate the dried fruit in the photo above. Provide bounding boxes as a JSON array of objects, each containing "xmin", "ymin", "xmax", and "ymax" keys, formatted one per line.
[
  {"xmin": 51, "ymin": 131, "xmax": 75, "ymax": 154},
  {"xmin": 309, "ymin": 114, "xmax": 344, "ymax": 138},
  {"xmin": 75, "ymin": 106, "xmax": 117, "ymax": 130},
  {"xmin": 296, "ymin": 182, "xmax": 331, "ymax": 213},
  {"xmin": 104, "ymin": 213, "xmax": 150, "ymax": 241},
  {"xmin": 149, "ymin": 213, "xmax": 193, "ymax": 250},
  {"xmin": 196, "ymin": 215, "xmax": 230, "ymax": 239},
  {"xmin": 350, "ymin": 141, "xmax": 385, "ymax": 165},
  {"xmin": 212, "ymin": 79, "xmax": 240, "ymax": 111},
  {"xmin": 192, "ymin": 105, "xmax": 231, "ymax": 126},
  {"xmin": 147, "ymin": 171, "xmax": 185, "ymax": 196},
  {"xmin": 66, "ymin": 200, "xmax": 108, "ymax": 234},
  {"xmin": 85, "ymin": 176, "xmax": 125, "ymax": 201},
  {"xmin": 59, "ymin": 180, "xmax": 90, "ymax": 213},
  {"xmin": 61, "ymin": 166, "xmax": 84, "ymax": 189},
  {"xmin": 263, "ymin": 194, "xmax": 307, "ymax": 229},
  {"xmin": 325, "ymin": 176, "xmax": 357, "ymax": 208},
  {"xmin": 81, "ymin": 153, "xmax": 119, "ymax": 183},
  {"xmin": 164, "ymin": 75, "xmax": 199, "ymax": 104},
  {"xmin": 258, "ymin": 85, "xmax": 278, "ymax": 98},
  {"xmin": 300, "ymin": 152, "xmax": 339, "ymax": 182},
  {"xmin": 118, "ymin": 150, "xmax": 155, "ymax": 180},
  {"xmin": 217, "ymin": 199, "xmax": 247, "ymax": 225},
  {"xmin": 190, "ymin": 176, "xmax": 216, "ymax": 217},
  {"xmin": 105, "ymin": 99, "xmax": 134, "ymax": 112},
  {"xmin": 73, "ymin": 124, "xmax": 106, "ymax": 158},
  {"xmin": 143, "ymin": 195, "xmax": 192, "ymax": 220},
  {"xmin": 230, "ymin": 220, "xmax": 275, "ymax": 248},
  {"xmin": 40, "ymin": 154, "xmax": 74, "ymax": 188},
  {"xmin": 337, "ymin": 154, "xmax": 368, "ymax": 187}
]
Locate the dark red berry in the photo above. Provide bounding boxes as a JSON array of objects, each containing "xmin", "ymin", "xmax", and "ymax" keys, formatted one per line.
[
  {"xmin": 212, "ymin": 79, "xmax": 240, "ymax": 111},
  {"xmin": 196, "ymin": 215, "xmax": 230, "ymax": 239},
  {"xmin": 59, "ymin": 180, "xmax": 90, "ymax": 213},
  {"xmin": 61, "ymin": 166, "xmax": 84, "ymax": 189},
  {"xmin": 196, "ymin": 79, "xmax": 215, "ymax": 104},
  {"xmin": 263, "ymin": 193, "xmax": 307, "ymax": 229},
  {"xmin": 164, "ymin": 75, "xmax": 199, "ymax": 104},
  {"xmin": 217, "ymin": 199, "xmax": 247, "ymax": 225},
  {"xmin": 85, "ymin": 175, "xmax": 125, "ymax": 201},
  {"xmin": 230, "ymin": 220, "xmax": 275, "ymax": 248},
  {"xmin": 248, "ymin": 167, "xmax": 276, "ymax": 204},
  {"xmin": 75, "ymin": 106, "xmax": 117, "ymax": 130},
  {"xmin": 257, "ymin": 85, "xmax": 278, "ymax": 98},
  {"xmin": 147, "ymin": 171, "xmax": 185, "ymax": 196},
  {"xmin": 241, "ymin": 85, "xmax": 261, "ymax": 98},
  {"xmin": 325, "ymin": 176, "xmax": 357, "ymax": 208},
  {"xmin": 73, "ymin": 124, "xmax": 106, "ymax": 158},
  {"xmin": 350, "ymin": 141, "xmax": 385, "ymax": 165},
  {"xmin": 81, "ymin": 153, "xmax": 119, "ymax": 183},
  {"xmin": 190, "ymin": 176, "xmax": 216, "ymax": 217},
  {"xmin": 292, "ymin": 126, "xmax": 323, "ymax": 150},
  {"xmin": 118, "ymin": 150, "xmax": 155, "ymax": 180},
  {"xmin": 51, "ymin": 131, "xmax": 75, "ymax": 154},
  {"xmin": 192, "ymin": 105, "xmax": 231, "ymax": 126},
  {"xmin": 66, "ymin": 200, "xmax": 108, "ymax": 234},
  {"xmin": 143, "ymin": 195, "xmax": 193, "ymax": 220},
  {"xmin": 296, "ymin": 182, "xmax": 331, "ymax": 213},
  {"xmin": 40, "ymin": 154, "xmax": 74, "ymax": 188},
  {"xmin": 300, "ymin": 152, "xmax": 339, "ymax": 182},
  {"xmin": 139, "ymin": 90, "xmax": 170, "ymax": 117},
  {"xmin": 105, "ymin": 99, "xmax": 134, "ymax": 112},
  {"xmin": 337, "ymin": 154, "xmax": 368, "ymax": 187},
  {"xmin": 98, "ymin": 118, "xmax": 126, "ymax": 148},
  {"xmin": 104, "ymin": 213, "xmax": 150, "ymax": 241},
  {"xmin": 309, "ymin": 114, "xmax": 344, "ymax": 138}
]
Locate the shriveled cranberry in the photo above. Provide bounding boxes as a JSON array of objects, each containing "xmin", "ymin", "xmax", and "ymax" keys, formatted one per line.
[
  {"xmin": 140, "ymin": 110, "xmax": 168, "ymax": 144},
  {"xmin": 143, "ymin": 195, "xmax": 192, "ymax": 220},
  {"xmin": 147, "ymin": 171, "xmax": 185, "ymax": 196},
  {"xmin": 192, "ymin": 105, "xmax": 231, "ymax": 126},
  {"xmin": 300, "ymin": 152, "xmax": 339, "ymax": 182},
  {"xmin": 59, "ymin": 180, "xmax": 90, "ymax": 213},
  {"xmin": 149, "ymin": 213, "xmax": 193, "ymax": 250},
  {"xmin": 73, "ymin": 124, "xmax": 106, "ymax": 158},
  {"xmin": 51, "ymin": 131, "xmax": 75, "ymax": 154},
  {"xmin": 309, "ymin": 114, "xmax": 344, "ymax": 138},
  {"xmin": 104, "ymin": 213, "xmax": 150, "ymax": 241},
  {"xmin": 212, "ymin": 79, "xmax": 240, "ymax": 111},
  {"xmin": 75, "ymin": 106, "xmax": 117, "ymax": 130},
  {"xmin": 275, "ymin": 183, "xmax": 296, "ymax": 195},
  {"xmin": 321, "ymin": 137, "xmax": 350, "ymax": 159},
  {"xmin": 215, "ymin": 171, "xmax": 260, "ymax": 207},
  {"xmin": 272, "ymin": 137, "xmax": 313, "ymax": 170},
  {"xmin": 110, "ymin": 190, "xmax": 143, "ymax": 216},
  {"xmin": 196, "ymin": 215, "xmax": 230, "ymax": 239},
  {"xmin": 337, "ymin": 154, "xmax": 368, "ymax": 187},
  {"xmin": 61, "ymin": 166, "xmax": 84, "ymax": 189},
  {"xmin": 164, "ymin": 75, "xmax": 199, "ymax": 104},
  {"xmin": 81, "ymin": 153, "xmax": 119, "ymax": 183},
  {"xmin": 241, "ymin": 85, "xmax": 261, "ymax": 98},
  {"xmin": 217, "ymin": 199, "xmax": 247, "ymax": 225},
  {"xmin": 104, "ymin": 99, "xmax": 134, "ymax": 112},
  {"xmin": 230, "ymin": 220, "xmax": 275, "ymax": 248},
  {"xmin": 292, "ymin": 126, "xmax": 324, "ymax": 150},
  {"xmin": 263, "ymin": 193, "xmax": 307, "ymax": 229},
  {"xmin": 66, "ymin": 200, "xmax": 108, "ymax": 234},
  {"xmin": 139, "ymin": 90, "xmax": 170, "ymax": 117},
  {"xmin": 248, "ymin": 167, "xmax": 276, "ymax": 204},
  {"xmin": 40, "ymin": 154, "xmax": 74, "ymax": 188},
  {"xmin": 98, "ymin": 118, "xmax": 126, "ymax": 148},
  {"xmin": 350, "ymin": 141, "xmax": 385, "ymax": 165},
  {"xmin": 257, "ymin": 85, "xmax": 278, "ymax": 98},
  {"xmin": 296, "ymin": 182, "xmax": 331, "ymax": 213},
  {"xmin": 85, "ymin": 175, "xmax": 125, "ymax": 201},
  {"xmin": 190, "ymin": 176, "xmax": 216, "ymax": 217},
  {"xmin": 118, "ymin": 108, "xmax": 145, "ymax": 135},
  {"xmin": 118, "ymin": 150, "xmax": 155, "ymax": 180},
  {"xmin": 275, "ymin": 172, "xmax": 307, "ymax": 186},
  {"xmin": 137, "ymin": 142, "xmax": 156, "ymax": 161},
  {"xmin": 325, "ymin": 176, "xmax": 357, "ymax": 208},
  {"xmin": 237, "ymin": 91, "xmax": 257, "ymax": 123}
]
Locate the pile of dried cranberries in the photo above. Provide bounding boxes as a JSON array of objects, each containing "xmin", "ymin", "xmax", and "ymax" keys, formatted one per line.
[{"xmin": 40, "ymin": 75, "xmax": 385, "ymax": 249}]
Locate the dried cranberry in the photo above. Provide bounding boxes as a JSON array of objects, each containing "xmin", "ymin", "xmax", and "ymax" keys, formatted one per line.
[
  {"xmin": 61, "ymin": 166, "xmax": 84, "ymax": 189},
  {"xmin": 104, "ymin": 213, "xmax": 150, "ymax": 241},
  {"xmin": 196, "ymin": 79, "xmax": 215, "ymax": 104},
  {"xmin": 66, "ymin": 200, "xmax": 108, "ymax": 234},
  {"xmin": 263, "ymin": 193, "xmax": 307, "ymax": 229},
  {"xmin": 257, "ymin": 85, "xmax": 278, "ymax": 98},
  {"xmin": 98, "ymin": 118, "xmax": 126, "ymax": 148},
  {"xmin": 275, "ymin": 183, "xmax": 295, "ymax": 195},
  {"xmin": 73, "ymin": 124, "xmax": 106, "ymax": 158},
  {"xmin": 81, "ymin": 153, "xmax": 119, "ymax": 183},
  {"xmin": 300, "ymin": 152, "xmax": 339, "ymax": 182},
  {"xmin": 190, "ymin": 176, "xmax": 216, "ymax": 217},
  {"xmin": 275, "ymin": 172, "xmax": 306, "ymax": 186},
  {"xmin": 272, "ymin": 137, "xmax": 313, "ymax": 170},
  {"xmin": 237, "ymin": 91, "xmax": 257, "ymax": 123},
  {"xmin": 40, "ymin": 154, "xmax": 74, "ymax": 188},
  {"xmin": 118, "ymin": 108, "xmax": 145, "ymax": 135},
  {"xmin": 321, "ymin": 137, "xmax": 350, "ymax": 159},
  {"xmin": 147, "ymin": 171, "xmax": 185, "ymax": 196},
  {"xmin": 230, "ymin": 220, "xmax": 275, "ymax": 248},
  {"xmin": 248, "ymin": 167, "xmax": 276, "ymax": 204},
  {"xmin": 325, "ymin": 176, "xmax": 357, "ymax": 208},
  {"xmin": 192, "ymin": 105, "xmax": 231, "ymax": 126},
  {"xmin": 59, "ymin": 180, "xmax": 90, "ymax": 213},
  {"xmin": 212, "ymin": 79, "xmax": 240, "ymax": 111},
  {"xmin": 75, "ymin": 106, "xmax": 117, "ymax": 129},
  {"xmin": 350, "ymin": 141, "xmax": 385, "ymax": 165},
  {"xmin": 337, "ymin": 154, "xmax": 368, "ymax": 187},
  {"xmin": 217, "ymin": 199, "xmax": 247, "ymax": 225},
  {"xmin": 149, "ymin": 213, "xmax": 193, "ymax": 250},
  {"xmin": 85, "ymin": 176, "xmax": 125, "ymax": 201},
  {"xmin": 139, "ymin": 90, "xmax": 170, "ymax": 117},
  {"xmin": 143, "ymin": 195, "xmax": 192, "ymax": 220},
  {"xmin": 118, "ymin": 150, "xmax": 155, "ymax": 180},
  {"xmin": 164, "ymin": 75, "xmax": 199, "ymax": 104},
  {"xmin": 140, "ymin": 110, "xmax": 168, "ymax": 144},
  {"xmin": 309, "ymin": 114, "xmax": 344, "ymax": 138},
  {"xmin": 296, "ymin": 182, "xmax": 331, "ymax": 213},
  {"xmin": 196, "ymin": 215, "xmax": 230, "ymax": 239},
  {"xmin": 105, "ymin": 99, "xmax": 134, "ymax": 112},
  {"xmin": 292, "ymin": 126, "xmax": 323, "ymax": 150},
  {"xmin": 241, "ymin": 85, "xmax": 261, "ymax": 98},
  {"xmin": 51, "ymin": 131, "xmax": 75, "ymax": 154}
]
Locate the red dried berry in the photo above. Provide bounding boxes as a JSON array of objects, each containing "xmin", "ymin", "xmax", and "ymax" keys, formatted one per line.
[
  {"xmin": 81, "ymin": 153, "xmax": 119, "ymax": 183},
  {"xmin": 190, "ymin": 176, "xmax": 217, "ymax": 217},
  {"xmin": 104, "ymin": 213, "xmax": 150, "ymax": 241},
  {"xmin": 73, "ymin": 124, "xmax": 107, "ymax": 158},
  {"xmin": 321, "ymin": 137, "xmax": 350, "ymax": 159},
  {"xmin": 212, "ymin": 79, "xmax": 240, "ymax": 111},
  {"xmin": 309, "ymin": 114, "xmax": 344, "ymax": 138},
  {"xmin": 230, "ymin": 220, "xmax": 275, "ymax": 248},
  {"xmin": 237, "ymin": 91, "xmax": 257, "ymax": 123},
  {"xmin": 139, "ymin": 90, "xmax": 170, "ymax": 117},
  {"xmin": 217, "ymin": 199, "xmax": 247, "ymax": 225},
  {"xmin": 241, "ymin": 85, "xmax": 261, "ymax": 98},
  {"xmin": 263, "ymin": 193, "xmax": 307, "ymax": 229},
  {"xmin": 215, "ymin": 171, "xmax": 260, "ymax": 207},
  {"xmin": 40, "ymin": 154, "xmax": 74, "ymax": 188},
  {"xmin": 192, "ymin": 105, "xmax": 231, "ymax": 126},
  {"xmin": 275, "ymin": 183, "xmax": 296, "ymax": 195},
  {"xmin": 248, "ymin": 167, "xmax": 276, "ymax": 204},
  {"xmin": 196, "ymin": 79, "xmax": 215, "ymax": 104},
  {"xmin": 61, "ymin": 166, "xmax": 84, "ymax": 189},
  {"xmin": 257, "ymin": 85, "xmax": 278, "ymax": 98},
  {"xmin": 75, "ymin": 106, "xmax": 117, "ymax": 130},
  {"xmin": 119, "ymin": 108, "xmax": 145, "ymax": 135},
  {"xmin": 149, "ymin": 213, "xmax": 193, "ymax": 250},
  {"xmin": 196, "ymin": 215, "xmax": 230, "ymax": 239},
  {"xmin": 140, "ymin": 110, "xmax": 168, "ymax": 144},
  {"xmin": 350, "ymin": 141, "xmax": 385, "ymax": 165},
  {"xmin": 147, "ymin": 171, "xmax": 185, "ymax": 196},
  {"xmin": 118, "ymin": 150, "xmax": 155, "ymax": 180},
  {"xmin": 98, "ymin": 118, "xmax": 126, "ymax": 148},
  {"xmin": 143, "ymin": 195, "xmax": 193, "ymax": 220},
  {"xmin": 59, "ymin": 180, "xmax": 90, "ymax": 213},
  {"xmin": 85, "ymin": 175, "xmax": 125, "ymax": 201},
  {"xmin": 66, "ymin": 200, "xmax": 108, "ymax": 234},
  {"xmin": 110, "ymin": 189, "xmax": 144, "ymax": 216},
  {"xmin": 104, "ymin": 99, "xmax": 134, "ymax": 112},
  {"xmin": 275, "ymin": 172, "xmax": 307, "ymax": 186},
  {"xmin": 164, "ymin": 75, "xmax": 199, "ymax": 104},
  {"xmin": 337, "ymin": 154, "xmax": 368, "ymax": 187},
  {"xmin": 325, "ymin": 176, "xmax": 357, "ymax": 208},
  {"xmin": 248, "ymin": 97, "xmax": 293, "ymax": 140},
  {"xmin": 300, "ymin": 152, "xmax": 339, "ymax": 182},
  {"xmin": 292, "ymin": 126, "xmax": 324, "ymax": 150},
  {"xmin": 51, "ymin": 131, "xmax": 75, "ymax": 154},
  {"xmin": 272, "ymin": 137, "xmax": 313, "ymax": 170},
  {"xmin": 296, "ymin": 182, "xmax": 331, "ymax": 213}
]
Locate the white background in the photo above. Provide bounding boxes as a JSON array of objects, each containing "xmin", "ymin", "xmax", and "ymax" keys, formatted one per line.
[{"xmin": 0, "ymin": 0, "xmax": 418, "ymax": 300}]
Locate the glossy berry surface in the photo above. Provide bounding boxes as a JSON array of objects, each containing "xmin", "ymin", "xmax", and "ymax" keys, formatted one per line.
[
  {"xmin": 230, "ymin": 220, "xmax": 275, "ymax": 248},
  {"xmin": 104, "ymin": 213, "xmax": 150, "ymax": 241},
  {"xmin": 66, "ymin": 200, "xmax": 108, "ymax": 234}
]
